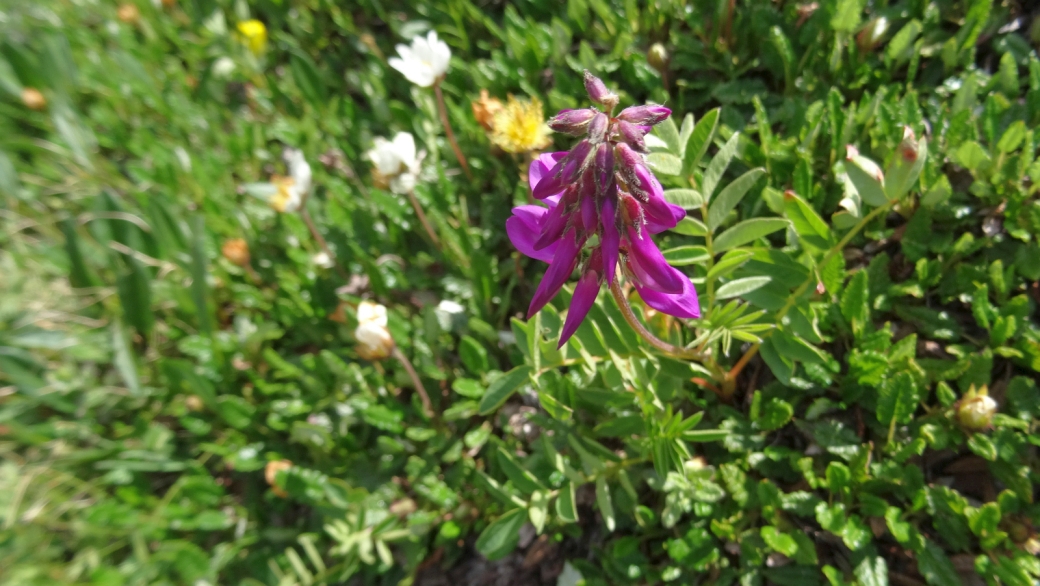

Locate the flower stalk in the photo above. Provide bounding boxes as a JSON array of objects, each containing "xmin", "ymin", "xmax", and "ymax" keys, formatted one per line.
[
  {"xmin": 609, "ymin": 279, "xmax": 704, "ymax": 362},
  {"xmin": 406, "ymin": 189, "xmax": 441, "ymax": 248},
  {"xmin": 434, "ymin": 81, "xmax": 473, "ymax": 181},
  {"xmin": 392, "ymin": 346, "xmax": 434, "ymax": 418}
]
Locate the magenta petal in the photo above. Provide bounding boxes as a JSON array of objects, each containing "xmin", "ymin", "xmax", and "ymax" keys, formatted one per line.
[
  {"xmin": 534, "ymin": 204, "xmax": 570, "ymax": 251},
  {"xmin": 626, "ymin": 225, "xmax": 684, "ymax": 294},
  {"xmin": 507, "ymin": 206, "xmax": 557, "ymax": 263},
  {"xmin": 580, "ymin": 194, "xmax": 597, "ymax": 232},
  {"xmin": 643, "ymin": 195, "xmax": 686, "ymax": 233},
  {"xmin": 527, "ymin": 229, "xmax": 582, "ymax": 318},
  {"xmin": 633, "ymin": 272, "xmax": 701, "ymax": 319},
  {"xmin": 529, "ymin": 152, "xmax": 567, "ymax": 189},
  {"xmin": 601, "ymin": 195, "xmax": 619, "ymax": 285},
  {"xmin": 559, "ymin": 270, "xmax": 600, "ymax": 347}
]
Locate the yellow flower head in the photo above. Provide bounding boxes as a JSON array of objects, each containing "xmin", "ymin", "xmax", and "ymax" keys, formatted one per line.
[
  {"xmin": 490, "ymin": 95, "xmax": 552, "ymax": 154},
  {"xmin": 237, "ymin": 19, "xmax": 267, "ymax": 56}
]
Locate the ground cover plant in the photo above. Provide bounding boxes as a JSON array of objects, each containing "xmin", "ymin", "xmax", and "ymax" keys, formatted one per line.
[{"xmin": 2, "ymin": 0, "xmax": 1040, "ymax": 584}]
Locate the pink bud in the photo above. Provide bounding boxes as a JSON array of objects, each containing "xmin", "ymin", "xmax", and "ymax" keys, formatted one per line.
[
  {"xmin": 617, "ymin": 104, "xmax": 671, "ymax": 126},
  {"xmin": 617, "ymin": 120, "xmax": 648, "ymax": 152},
  {"xmin": 548, "ymin": 108, "xmax": 597, "ymax": 135},
  {"xmin": 583, "ymin": 70, "xmax": 619, "ymax": 109},
  {"xmin": 587, "ymin": 112, "xmax": 609, "ymax": 143}
]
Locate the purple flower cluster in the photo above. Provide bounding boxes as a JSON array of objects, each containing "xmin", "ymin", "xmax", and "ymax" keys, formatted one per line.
[{"xmin": 507, "ymin": 72, "xmax": 700, "ymax": 347}]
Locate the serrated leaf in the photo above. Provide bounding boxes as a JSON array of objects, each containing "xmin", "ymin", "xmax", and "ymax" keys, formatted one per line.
[
  {"xmin": 707, "ymin": 168, "xmax": 765, "ymax": 231},
  {"xmin": 713, "ymin": 218, "xmax": 789, "ymax": 252},
  {"xmin": 478, "ymin": 365, "xmax": 532, "ymax": 415},
  {"xmin": 716, "ymin": 276, "xmax": 771, "ymax": 299},
  {"xmin": 878, "ymin": 371, "xmax": 919, "ymax": 426},
  {"xmin": 701, "ymin": 131, "xmax": 740, "ymax": 201}
]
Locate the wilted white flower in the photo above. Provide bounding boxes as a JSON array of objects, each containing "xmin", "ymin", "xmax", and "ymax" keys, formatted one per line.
[
  {"xmin": 388, "ymin": 30, "xmax": 451, "ymax": 88},
  {"xmin": 355, "ymin": 300, "xmax": 394, "ymax": 361},
  {"xmin": 312, "ymin": 251, "xmax": 334, "ymax": 269},
  {"xmin": 367, "ymin": 132, "xmax": 422, "ymax": 194}
]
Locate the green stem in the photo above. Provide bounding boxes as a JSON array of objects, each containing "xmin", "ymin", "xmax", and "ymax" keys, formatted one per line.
[
  {"xmin": 774, "ymin": 200, "xmax": 895, "ymax": 323},
  {"xmin": 433, "ymin": 80, "xmax": 473, "ymax": 181},
  {"xmin": 609, "ymin": 279, "xmax": 705, "ymax": 362},
  {"xmin": 701, "ymin": 202, "xmax": 716, "ymax": 307}
]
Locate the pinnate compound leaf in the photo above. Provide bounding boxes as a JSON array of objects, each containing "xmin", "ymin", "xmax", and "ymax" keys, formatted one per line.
[{"xmin": 707, "ymin": 168, "xmax": 765, "ymax": 231}]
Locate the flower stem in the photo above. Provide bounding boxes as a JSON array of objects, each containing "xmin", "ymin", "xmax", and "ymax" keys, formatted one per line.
[
  {"xmin": 392, "ymin": 346, "xmax": 434, "ymax": 418},
  {"xmin": 406, "ymin": 190, "xmax": 442, "ymax": 249},
  {"xmin": 609, "ymin": 279, "xmax": 705, "ymax": 362},
  {"xmin": 300, "ymin": 206, "xmax": 349, "ymax": 279},
  {"xmin": 433, "ymin": 80, "xmax": 474, "ymax": 181}
]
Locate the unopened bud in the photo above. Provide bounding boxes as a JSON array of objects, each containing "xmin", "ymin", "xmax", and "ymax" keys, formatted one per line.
[
  {"xmin": 583, "ymin": 70, "xmax": 618, "ymax": 110},
  {"xmin": 21, "ymin": 88, "xmax": 46, "ymax": 111},
  {"xmin": 647, "ymin": 43, "xmax": 668, "ymax": 73},
  {"xmin": 617, "ymin": 120, "xmax": 648, "ymax": 152},
  {"xmin": 856, "ymin": 17, "xmax": 889, "ymax": 53},
  {"xmin": 222, "ymin": 238, "xmax": 251, "ymax": 267},
  {"xmin": 265, "ymin": 460, "xmax": 293, "ymax": 498},
  {"xmin": 956, "ymin": 385, "xmax": 997, "ymax": 431},
  {"xmin": 355, "ymin": 301, "xmax": 394, "ymax": 360},
  {"xmin": 617, "ymin": 105, "xmax": 672, "ymax": 126},
  {"xmin": 117, "ymin": 3, "xmax": 140, "ymax": 24},
  {"xmin": 587, "ymin": 112, "xmax": 609, "ymax": 143},
  {"xmin": 548, "ymin": 108, "xmax": 596, "ymax": 135}
]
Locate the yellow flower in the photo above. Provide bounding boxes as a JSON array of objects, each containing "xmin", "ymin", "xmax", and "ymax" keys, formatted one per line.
[
  {"xmin": 269, "ymin": 175, "xmax": 301, "ymax": 212},
  {"xmin": 237, "ymin": 19, "xmax": 267, "ymax": 56},
  {"xmin": 489, "ymin": 95, "xmax": 552, "ymax": 154}
]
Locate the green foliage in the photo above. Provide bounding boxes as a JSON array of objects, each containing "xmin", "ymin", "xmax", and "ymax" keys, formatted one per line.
[{"xmin": 2, "ymin": 0, "xmax": 1040, "ymax": 584}]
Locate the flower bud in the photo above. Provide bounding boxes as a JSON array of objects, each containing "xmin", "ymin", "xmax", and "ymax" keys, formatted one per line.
[
  {"xmin": 265, "ymin": 460, "xmax": 292, "ymax": 498},
  {"xmin": 583, "ymin": 70, "xmax": 618, "ymax": 110},
  {"xmin": 548, "ymin": 108, "xmax": 596, "ymax": 135},
  {"xmin": 956, "ymin": 385, "xmax": 997, "ymax": 431},
  {"xmin": 647, "ymin": 43, "xmax": 668, "ymax": 73},
  {"xmin": 845, "ymin": 145, "xmax": 884, "ymax": 183},
  {"xmin": 222, "ymin": 238, "xmax": 251, "ymax": 267},
  {"xmin": 617, "ymin": 105, "xmax": 672, "ymax": 126},
  {"xmin": 617, "ymin": 120, "xmax": 648, "ymax": 152},
  {"xmin": 587, "ymin": 112, "xmax": 609, "ymax": 143},
  {"xmin": 355, "ymin": 301, "xmax": 394, "ymax": 360},
  {"xmin": 21, "ymin": 88, "xmax": 46, "ymax": 111}
]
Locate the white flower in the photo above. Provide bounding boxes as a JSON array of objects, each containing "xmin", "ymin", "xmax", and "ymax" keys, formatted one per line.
[
  {"xmin": 436, "ymin": 300, "xmax": 465, "ymax": 315},
  {"xmin": 388, "ymin": 30, "xmax": 451, "ymax": 88},
  {"xmin": 212, "ymin": 56, "xmax": 236, "ymax": 78},
  {"xmin": 357, "ymin": 300, "xmax": 388, "ymax": 327},
  {"xmin": 355, "ymin": 301, "xmax": 394, "ymax": 360},
  {"xmin": 312, "ymin": 251, "xmax": 334, "ymax": 268},
  {"xmin": 284, "ymin": 148, "xmax": 312, "ymax": 194},
  {"xmin": 367, "ymin": 132, "xmax": 421, "ymax": 194}
]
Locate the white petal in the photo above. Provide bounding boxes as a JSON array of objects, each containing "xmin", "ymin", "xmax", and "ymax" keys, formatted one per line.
[{"xmin": 392, "ymin": 132, "xmax": 417, "ymax": 166}]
